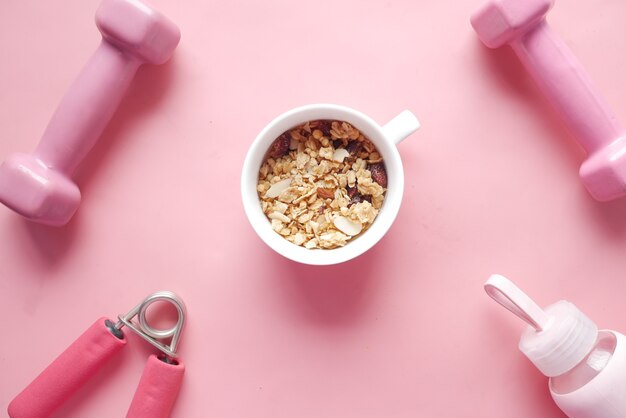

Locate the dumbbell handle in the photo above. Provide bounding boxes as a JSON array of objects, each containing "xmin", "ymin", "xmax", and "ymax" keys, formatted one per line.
[
  {"xmin": 126, "ymin": 354, "xmax": 185, "ymax": 418},
  {"xmin": 511, "ymin": 19, "xmax": 624, "ymax": 154},
  {"xmin": 35, "ymin": 40, "xmax": 140, "ymax": 174},
  {"xmin": 8, "ymin": 318, "xmax": 126, "ymax": 418}
]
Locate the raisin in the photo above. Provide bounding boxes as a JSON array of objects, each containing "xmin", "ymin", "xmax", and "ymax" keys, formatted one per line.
[
  {"xmin": 348, "ymin": 195, "xmax": 362, "ymax": 207},
  {"xmin": 346, "ymin": 141, "xmax": 362, "ymax": 156}
]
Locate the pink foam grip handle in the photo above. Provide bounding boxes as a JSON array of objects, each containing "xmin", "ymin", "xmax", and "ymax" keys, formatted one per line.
[
  {"xmin": 126, "ymin": 354, "xmax": 185, "ymax": 418},
  {"xmin": 8, "ymin": 318, "xmax": 126, "ymax": 418}
]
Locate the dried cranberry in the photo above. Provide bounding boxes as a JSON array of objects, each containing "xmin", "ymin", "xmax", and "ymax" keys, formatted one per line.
[
  {"xmin": 268, "ymin": 133, "xmax": 290, "ymax": 158},
  {"xmin": 368, "ymin": 163, "xmax": 387, "ymax": 187},
  {"xmin": 318, "ymin": 120, "xmax": 332, "ymax": 136}
]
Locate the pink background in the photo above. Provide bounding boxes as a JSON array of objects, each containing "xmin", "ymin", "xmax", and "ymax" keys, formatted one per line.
[{"xmin": 2, "ymin": 0, "xmax": 626, "ymax": 417}]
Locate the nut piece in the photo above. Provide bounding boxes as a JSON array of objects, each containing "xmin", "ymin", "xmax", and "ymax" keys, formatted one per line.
[
  {"xmin": 368, "ymin": 163, "xmax": 387, "ymax": 188},
  {"xmin": 317, "ymin": 187, "xmax": 335, "ymax": 199}
]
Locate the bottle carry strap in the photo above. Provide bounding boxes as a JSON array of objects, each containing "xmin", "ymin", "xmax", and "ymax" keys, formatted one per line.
[{"xmin": 485, "ymin": 274, "xmax": 550, "ymax": 332}]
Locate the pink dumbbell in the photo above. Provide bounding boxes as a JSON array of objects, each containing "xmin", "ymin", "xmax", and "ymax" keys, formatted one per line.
[
  {"xmin": 472, "ymin": 0, "xmax": 626, "ymax": 201},
  {"xmin": 0, "ymin": 0, "xmax": 180, "ymax": 226}
]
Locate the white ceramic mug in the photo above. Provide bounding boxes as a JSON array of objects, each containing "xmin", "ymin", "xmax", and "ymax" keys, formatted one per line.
[{"xmin": 241, "ymin": 104, "xmax": 420, "ymax": 265}]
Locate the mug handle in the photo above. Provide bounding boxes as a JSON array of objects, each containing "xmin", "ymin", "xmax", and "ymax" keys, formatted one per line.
[{"xmin": 382, "ymin": 110, "xmax": 420, "ymax": 145}]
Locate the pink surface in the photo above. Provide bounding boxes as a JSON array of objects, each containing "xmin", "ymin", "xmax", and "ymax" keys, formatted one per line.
[
  {"xmin": 126, "ymin": 355, "xmax": 184, "ymax": 418},
  {"xmin": 2, "ymin": 1, "xmax": 626, "ymax": 417}
]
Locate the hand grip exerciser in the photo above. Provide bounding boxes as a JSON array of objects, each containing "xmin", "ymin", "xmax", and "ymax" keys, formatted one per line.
[
  {"xmin": 8, "ymin": 291, "xmax": 186, "ymax": 418},
  {"xmin": 471, "ymin": 0, "xmax": 626, "ymax": 201},
  {"xmin": 0, "ymin": 0, "xmax": 180, "ymax": 226}
]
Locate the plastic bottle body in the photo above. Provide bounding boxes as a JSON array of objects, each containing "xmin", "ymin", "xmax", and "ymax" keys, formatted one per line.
[
  {"xmin": 550, "ymin": 331, "xmax": 626, "ymax": 418},
  {"xmin": 484, "ymin": 276, "xmax": 626, "ymax": 418},
  {"xmin": 550, "ymin": 331, "xmax": 616, "ymax": 394}
]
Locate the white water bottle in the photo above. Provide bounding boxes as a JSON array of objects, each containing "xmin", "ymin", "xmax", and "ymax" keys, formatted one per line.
[{"xmin": 484, "ymin": 274, "xmax": 626, "ymax": 418}]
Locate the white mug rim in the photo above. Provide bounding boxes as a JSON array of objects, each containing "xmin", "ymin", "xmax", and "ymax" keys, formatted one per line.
[{"xmin": 241, "ymin": 103, "xmax": 405, "ymax": 265}]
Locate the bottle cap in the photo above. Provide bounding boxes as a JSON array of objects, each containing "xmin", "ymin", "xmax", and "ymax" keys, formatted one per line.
[{"xmin": 485, "ymin": 274, "xmax": 598, "ymax": 377}]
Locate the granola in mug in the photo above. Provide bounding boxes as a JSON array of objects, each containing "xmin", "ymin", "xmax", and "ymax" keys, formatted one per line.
[{"xmin": 256, "ymin": 120, "xmax": 388, "ymax": 249}]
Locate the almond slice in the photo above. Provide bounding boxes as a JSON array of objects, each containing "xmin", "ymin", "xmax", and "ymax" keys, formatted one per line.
[
  {"xmin": 333, "ymin": 216, "xmax": 362, "ymax": 236},
  {"xmin": 265, "ymin": 178, "xmax": 292, "ymax": 198},
  {"xmin": 332, "ymin": 148, "xmax": 350, "ymax": 163},
  {"xmin": 268, "ymin": 211, "xmax": 291, "ymax": 223}
]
